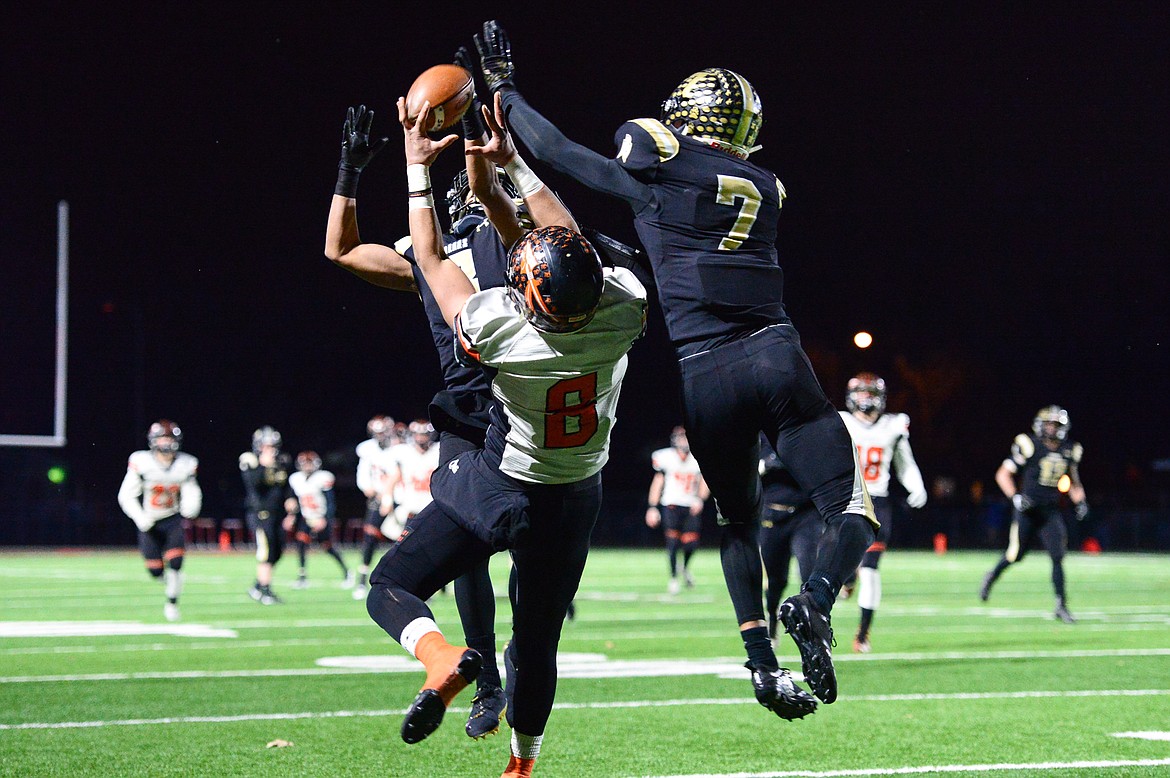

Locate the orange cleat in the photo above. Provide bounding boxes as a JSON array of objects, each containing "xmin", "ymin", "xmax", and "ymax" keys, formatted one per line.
[
  {"xmin": 401, "ymin": 633, "xmax": 482, "ymax": 744},
  {"xmin": 501, "ymin": 755, "xmax": 536, "ymax": 777}
]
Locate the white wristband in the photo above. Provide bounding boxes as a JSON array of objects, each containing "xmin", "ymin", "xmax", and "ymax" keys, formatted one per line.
[
  {"xmin": 406, "ymin": 163, "xmax": 431, "ymax": 194},
  {"xmin": 408, "ymin": 193, "xmax": 434, "ymax": 210},
  {"xmin": 504, "ymin": 156, "xmax": 544, "ymax": 198}
]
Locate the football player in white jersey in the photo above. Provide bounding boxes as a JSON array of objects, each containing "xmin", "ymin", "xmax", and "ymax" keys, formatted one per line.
[
  {"xmin": 117, "ymin": 420, "xmax": 201, "ymax": 622},
  {"xmin": 645, "ymin": 426, "xmax": 709, "ymax": 594},
  {"xmin": 386, "ymin": 420, "xmax": 440, "ymax": 529},
  {"xmin": 353, "ymin": 415, "xmax": 400, "ymax": 599},
  {"xmin": 361, "ymin": 99, "xmax": 646, "ymax": 777},
  {"xmin": 838, "ymin": 373, "xmax": 927, "ymax": 652},
  {"xmin": 288, "ymin": 451, "xmax": 351, "ymax": 589}
]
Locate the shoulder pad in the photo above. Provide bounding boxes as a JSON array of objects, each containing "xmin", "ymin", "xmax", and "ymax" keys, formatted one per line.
[
  {"xmin": 1011, "ymin": 434, "xmax": 1035, "ymax": 461},
  {"xmin": 239, "ymin": 452, "xmax": 259, "ymax": 470},
  {"xmin": 627, "ymin": 119, "xmax": 680, "ymax": 162},
  {"xmin": 896, "ymin": 413, "xmax": 911, "ymax": 433}
]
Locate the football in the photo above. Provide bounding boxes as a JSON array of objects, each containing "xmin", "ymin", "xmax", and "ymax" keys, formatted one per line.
[{"xmin": 405, "ymin": 64, "xmax": 474, "ymax": 132}]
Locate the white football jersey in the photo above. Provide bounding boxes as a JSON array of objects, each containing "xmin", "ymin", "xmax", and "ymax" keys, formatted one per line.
[
  {"xmin": 289, "ymin": 469, "xmax": 336, "ymax": 522},
  {"xmin": 651, "ymin": 447, "xmax": 704, "ymax": 508},
  {"xmin": 356, "ymin": 438, "xmax": 399, "ymax": 499},
  {"xmin": 456, "ymin": 267, "xmax": 647, "ymax": 484},
  {"xmin": 839, "ymin": 411, "xmax": 927, "ymax": 505},
  {"xmin": 117, "ymin": 450, "xmax": 202, "ymax": 531},
  {"xmin": 390, "ymin": 442, "xmax": 440, "ymax": 519}
]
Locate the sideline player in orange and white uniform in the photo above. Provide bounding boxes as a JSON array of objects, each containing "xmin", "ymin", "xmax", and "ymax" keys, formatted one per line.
[
  {"xmin": 353, "ymin": 416, "xmax": 400, "ymax": 599},
  {"xmin": 117, "ymin": 419, "xmax": 201, "ymax": 622},
  {"xmin": 645, "ymin": 426, "xmax": 709, "ymax": 594},
  {"xmin": 838, "ymin": 373, "xmax": 927, "ymax": 652},
  {"xmin": 385, "ymin": 420, "xmax": 440, "ymax": 534},
  {"xmin": 288, "ymin": 450, "xmax": 351, "ymax": 589}
]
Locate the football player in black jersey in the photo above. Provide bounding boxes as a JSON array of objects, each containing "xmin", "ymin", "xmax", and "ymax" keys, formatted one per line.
[
  {"xmin": 473, "ymin": 20, "xmax": 875, "ymax": 711},
  {"xmin": 981, "ymin": 406, "xmax": 1089, "ymax": 623},
  {"xmin": 240, "ymin": 426, "xmax": 297, "ymax": 605},
  {"xmin": 324, "ymin": 63, "xmax": 578, "ymax": 739}
]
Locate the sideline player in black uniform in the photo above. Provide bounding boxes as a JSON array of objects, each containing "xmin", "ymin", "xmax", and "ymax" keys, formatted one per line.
[
  {"xmin": 757, "ymin": 438, "xmax": 823, "ymax": 644},
  {"xmin": 240, "ymin": 426, "xmax": 297, "ymax": 605},
  {"xmin": 324, "ymin": 67, "xmax": 576, "ymax": 738},
  {"xmin": 473, "ymin": 21, "xmax": 875, "ymax": 709},
  {"xmin": 980, "ymin": 406, "xmax": 1088, "ymax": 623}
]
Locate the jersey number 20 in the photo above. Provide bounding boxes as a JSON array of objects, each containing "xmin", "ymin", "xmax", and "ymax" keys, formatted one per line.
[{"xmin": 545, "ymin": 373, "xmax": 598, "ymax": 448}]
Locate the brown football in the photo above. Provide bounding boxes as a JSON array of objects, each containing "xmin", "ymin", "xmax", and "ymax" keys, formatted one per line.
[{"xmin": 405, "ymin": 64, "xmax": 474, "ymax": 132}]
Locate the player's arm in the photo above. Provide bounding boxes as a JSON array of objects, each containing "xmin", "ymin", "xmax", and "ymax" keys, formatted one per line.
[
  {"xmin": 324, "ymin": 105, "xmax": 417, "ymax": 291},
  {"xmin": 117, "ymin": 466, "xmax": 151, "ymax": 532},
  {"xmin": 468, "ymin": 92, "xmax": 579, "ymax": 237},
  {"xmin": 695, "ymin": 475, "xmax": 711, "ymax": 514},
  {"xmin": 893, "ymin": 434, "xmax": 927, "ymax": 509},
  {"xmin": 474, "ymin": 20, "xmax": 653, "ymax": 210},
  {"xmin": 179, "ymin": 461, "xmax": 203, "ymax": 519},
  {"xmin": 998, "ymin": 435, "xmax": 1034, "ymax": 511},
  {"xmin": 399, "ymin": 97, "xmax": 475, "ymax": 329},
  {"xmin": 645, "ymin": 472, "xmax": 665, "ymax": 527}
]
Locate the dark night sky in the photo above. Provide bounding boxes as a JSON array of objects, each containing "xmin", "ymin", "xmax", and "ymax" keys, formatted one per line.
[{"xmin": 1, "ymin": 3, "xmax": 1167, "ymax": 527}]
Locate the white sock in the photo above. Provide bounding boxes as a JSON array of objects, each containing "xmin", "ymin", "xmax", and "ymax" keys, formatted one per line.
[
  {"xmin": 400, "ymin": 618, "xmax": 441, "ymax": 658},
  {"xmin": 164, "ymin": 569, "xmax": 183, "ymax": 601},
  {"xmin": 511, "ymin": 730, "xmax": 543, "ymax": 759},
  {"xmin": 858, "ymin": 567, "xmax": 881, "ymax": 610}
]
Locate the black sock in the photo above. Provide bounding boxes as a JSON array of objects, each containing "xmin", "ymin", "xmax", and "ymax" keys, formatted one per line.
[
  {"xmin": 807, "ymin": 513, "xmax": 875, "ymax": 612},
  {"xmin": 858, "ymin": 607, "xmax": 874, "ymax": 639},
  {"xmin": 465, "ymin": 634, "xmax": 501, "ymax": 687},
  {"xmin": 742, "ymin": 626, "xmax": 777, "ymax": 670}
]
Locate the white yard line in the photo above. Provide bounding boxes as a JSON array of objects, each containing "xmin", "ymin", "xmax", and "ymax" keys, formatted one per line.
[
  {"xmin": 641, "ymin": 758, "xmax": 1170, "ymax": 777},
  {"xmin": 3, "ymin": 690, "xmax": 1170, "ymax": 729}
]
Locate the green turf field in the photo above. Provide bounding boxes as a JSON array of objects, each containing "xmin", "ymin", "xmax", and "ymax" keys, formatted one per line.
[{"xmin": 1, "ymin": 547, "xmax": 1168, "ymax": 777}]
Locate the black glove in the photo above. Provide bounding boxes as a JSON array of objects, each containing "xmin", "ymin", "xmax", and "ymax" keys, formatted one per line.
[
  {"xmin": 454, "ymin": 46, "xmax": 486, "ymax": 140},
  {"xmin": 474, "ymin": 20, "xmax": 516, "ymax": 94},
  {"xmin": 1075, "ymin": 501, "xmax": 1090, "ymax": 521},
  {"xmin": 335, "ymin": 105, "xmax": 388, "ymax": 197}
]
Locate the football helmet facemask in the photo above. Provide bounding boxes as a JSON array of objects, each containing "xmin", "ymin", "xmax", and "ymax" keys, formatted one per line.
[
  {"xmin": 1033, "ymin": 405, "xmax": 1070, "ymax": 441},
  {"xmin": 846, "ymin": 373, "xmax": 887, "ymax": 415},
  {"xmin": 670, "ymin": 425, "xmax": 690, "ymax": 454},
  {"xmin": 506, "ymin": 226, "xmax": 604, "ymax": 334},
  {"xmin": 252, "ymin": 425, "xmax": 282, "ymax": 453},
  {"xmin": 446, "ymin": 167, "xmax": 527, "ymax": 234},
  {"xmin": 408, "ymin": 419, "xmax": 436, "ymax": 451},
  {"xmin": 367, "ymin": 415, "xmax": 395, "ymax": 448},
  {"xmin": 148, "ymin": 419, "xmax": 183, "ymax": 454},
  {"xmin": 296, "ymin": 450, "xmax": 321, "ymax": 473},
  {"xmin": 661, "ymin": 68, "xmax": 763, "ymax": 159}
]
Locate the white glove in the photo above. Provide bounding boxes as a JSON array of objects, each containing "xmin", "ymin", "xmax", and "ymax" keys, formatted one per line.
[
  {"xmin": 907, "ymin": 490, "xmax": 927, "ymax": 509},
  {"xmin": 133, "ymin": 517, "xmax": 154, "ymax": 533},
  {"xmin": 1011, "ymin": 493, "xmax": 1034, "ymax": 512}
]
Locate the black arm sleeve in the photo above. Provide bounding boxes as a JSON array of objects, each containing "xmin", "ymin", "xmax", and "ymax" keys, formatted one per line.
[{"xmin": 501, "ymin": 91, "xmax": 653, "ymax": 210}]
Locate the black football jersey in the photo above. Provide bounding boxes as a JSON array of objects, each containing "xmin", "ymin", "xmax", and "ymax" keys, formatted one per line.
[
  {"xmin": 400, "ymin": 214, "xmax": 508, "ymax": 429},
  {"xmin": 614, "ymin": 119, "xmax": 789, "ymax": 355},
  {"xmin": 1004, "ymin": 433, "xmax": 1083, "ymax": 506}
]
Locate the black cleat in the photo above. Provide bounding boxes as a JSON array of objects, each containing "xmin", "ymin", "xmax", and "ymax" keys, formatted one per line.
[
  {"xmin": 465, "ymin": 684, "xmax": 507, "ymax": 739},
  {"xmin": 401, "ymin": 648, "xmax": 482, "ymax": 744},
  {"xmin": 748, "ymin": 664, "xmax": 817, "ymax": 720},
  {"xmin": 979, "ymin": 571, "xmax": 994, "ymax": 602},
  {"xmin": 779, "ymin": 590, "xmax": 837, "ymax": 704}
]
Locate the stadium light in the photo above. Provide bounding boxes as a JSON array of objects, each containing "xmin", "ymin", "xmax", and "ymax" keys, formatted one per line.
[{"xmin": 853, "ymin": 331, "xmax": 873, "ymax": 349}]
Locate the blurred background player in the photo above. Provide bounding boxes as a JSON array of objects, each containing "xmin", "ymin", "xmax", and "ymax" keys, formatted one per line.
[
  {"xmin": 981, "ymin": 405, "xmax": 1089, "ymax": 623},
  {"xmin": 645, "ymin": 426, "xmax": 709, "ymax": 594},
  {"xmin": 117, "ymin": 419, "xmax": 201, "ymax": 621},
  {"xmin": 838, "ymin": 373, "xmax": 927, "ymax": 653},
  {"xmin": 353, "ymin": 415, "xmax": 399, "ymax": 600},
  {"xmin": 478, "ymin": 21, "xmax": 872, "ymax": 711},
  {"xmin": 288, "ymin": 450, "xmax": 352, "ymax": 589},
  {"xmin": 386, "ymin": 420, "xmax": 440, "ymax": 532},
  {"xmin": 240, "ymin": 425, "xmax": 297, "ymax": 605},
  {"xmin": 757, "ymin": 437, "xmax": 822, "ymax": 645}
]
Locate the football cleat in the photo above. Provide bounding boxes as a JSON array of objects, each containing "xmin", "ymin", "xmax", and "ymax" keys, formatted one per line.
[
  {"xmin": 779, "ymin": 590, "xmax": 838, "ymax": 704},
  {"xmin": 164, "ymin": 603, "xmax": 180, "ymax": 622},
  {"xmin": 667, "ymin": 578, "xmax": 681, "ymax": 596},
  {"xmin": 465, "ymin": 684, "xmax": 507, "ymax": 739},
  {"xmin": 1054, "ymin": 601, "xmax": 1077, "ymax": 624},
  {"xmin": 853, "ymin": 635, "xmax": 871, "ymax": 654},
  {"xmin": 342, "ymin": 570, "xmax": 356, "ymax": 589},
  {"xmin": 501, "ymin": 755, "xmax": 536, "ymax": 778},
  {"xmin": 683, "ymin": 569, "xmax": 695, "ymax": 588},
  {"xmin": 747, "ymin": 664, "xmax": 817, "ymax": 720},
  {"xmin": 260, "ymin": 588, "xmax": 282, "ymax": 605},
  {"xmin": 248, "ymin": 584, "xmax": 263, "ymax": 602},
  {"xmin": 352, "ymin": 584, "xmax": 368, "ymax": 601},
  {"xmin": 979, "ymin": 571, "xmax": 994, "ymax": 602},
  {"xmin": 292, "ymin": 575, "xmax": 309, "ymax": 590},
  {"xmin": 401, "ymin": 648, "xmax": 482, "ymax": 744}
]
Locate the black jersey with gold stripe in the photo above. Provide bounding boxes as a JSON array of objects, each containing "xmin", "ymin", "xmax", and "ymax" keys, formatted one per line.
[
  {"xmin": 613, "ymin": 118, "xmax": 789, "ymax": 355},
  {"xmin": 1003, "ymin": 433, "xmax": 1083, "ymax": 506}
]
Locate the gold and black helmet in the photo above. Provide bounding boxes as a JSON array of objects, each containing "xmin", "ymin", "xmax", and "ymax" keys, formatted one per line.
[{"xmin": 661, "ymin": 68, "xmax": 763, "ymax": 158}]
